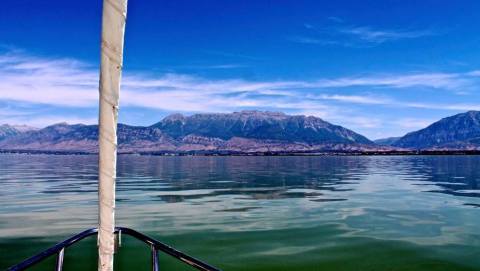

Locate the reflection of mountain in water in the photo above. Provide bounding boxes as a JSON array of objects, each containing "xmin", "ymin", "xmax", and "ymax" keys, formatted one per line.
[
  {"xmin": 117, "ymin": 156, "xmax": 369, "ymax": 203},
  {"xmin": 115, "ymin": 155, "xmax": 480, "ymax": 204},
  {"xmin": 402, "ymin": 156, "xmax": 480, "ymax": 198},
  {"xmin": 1, "ymin": 154, "xmax": 480, "ymax": 264}
]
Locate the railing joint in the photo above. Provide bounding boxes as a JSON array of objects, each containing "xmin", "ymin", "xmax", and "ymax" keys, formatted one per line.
[{"xmin": 55, "ymin": 248, "xmax": 65, "ymax": 271}]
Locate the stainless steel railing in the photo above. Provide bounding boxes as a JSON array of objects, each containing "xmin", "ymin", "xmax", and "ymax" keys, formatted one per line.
[{"xmin": 8, "ymin": 227, "xmax": 221, "ymax": 271}]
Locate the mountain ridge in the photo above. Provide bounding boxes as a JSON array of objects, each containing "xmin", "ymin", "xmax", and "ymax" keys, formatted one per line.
[
  {"xmin": 2, "ymin": 110, "xmax": 480, "ymax": 154},
  {"xmin": 152, "ymin": 110, "xmax": 373, "ymax": 144},
  {"xmin": 0, "ymin": 124, "xmax": 38, "ymax": 140},
  {"xmin": 392, "ymin": 111, "xmax": 480, "ymax": 150},
  {"xmin": 0, "ymin": 111, "xmax": 380, "ymax": 154}
]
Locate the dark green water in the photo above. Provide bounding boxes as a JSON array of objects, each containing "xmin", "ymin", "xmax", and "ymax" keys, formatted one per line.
[{"xmin": 1, "ymin": 154, "xmax": 479, "ymax": 270}]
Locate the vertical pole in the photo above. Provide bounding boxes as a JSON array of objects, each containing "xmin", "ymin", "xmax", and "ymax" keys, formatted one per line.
[
  {"xmin": 55, "ymin": 248, "xmax": 65, "ymax": 271},
  {"xmin": 151, "ymin": 244, "xmax": 159, "ymax": 271},
  {"xmin": 98, "ymin": 0, "xmax": 127, "ymax": 270}
]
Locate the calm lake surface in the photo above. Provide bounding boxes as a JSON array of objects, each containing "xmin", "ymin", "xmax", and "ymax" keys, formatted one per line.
[{"xmin": 0, "ymin": 154, "xmax": 479, "ymax": 270}]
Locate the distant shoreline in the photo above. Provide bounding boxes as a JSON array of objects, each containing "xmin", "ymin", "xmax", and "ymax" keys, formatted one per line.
[{"xmin": 1, "ymin": 149, "xmax": 479, "ymax": 156}]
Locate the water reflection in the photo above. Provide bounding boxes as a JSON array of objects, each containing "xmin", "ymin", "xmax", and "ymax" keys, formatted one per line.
[{"xmin": 0, "ymin": 154, "xmax": 479, "ymax": 251}]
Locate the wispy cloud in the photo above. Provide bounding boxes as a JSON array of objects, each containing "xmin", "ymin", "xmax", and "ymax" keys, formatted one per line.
[
  {"xmin": 292, "ymin": 20, "xmax": 438, "ymax": 47},
  {"xmin": 392, "ymin": 118, "xmax": 435, "ymax": 129},
  {"xmin": 326, "ymin": 16, "xmax": 344, "ymax": 23},
  {"xmin": 0, "ymin": 115, "xmax": 97, "ymax": 128},
  {"xmin": 0, "ymin": 51, "xmax": 478, "ymax": 138},
  {"xmin": 0, "ymin": 52, "xmax": 98, "ymax": 107},
  {"xmin": 337, "ymin": 116, "xmax": 383, "ymax": 129},
  {"xmin": 315, "ymin": 94, "xmax": 390, "ymax": 105},
  {"xmin": 466, "ymin": 70, "xmax": 480, "ymax": 77},
  {"xmin": 202, "ymin": 50, "xmax": 261, "ymax": 61},
  {"xmin": 174, "ymin": 63, "xmax": 248, "ymax": 70},
  {"xmin": 338, "ymin": 26, "xmax": 436, "ymax": 44},
  {"xmin": 0, "ymin": 51, "xmax": 477, "ymax": 109},
  {"xmin": 312, "ymin": 72, "xmax": 474, "ymax": 92},
  {"xmin": 315, "ymin": 94, "xmax": 480, "ymax": 111},
  {"xmin": 0, "ymin": 104, "xmax": 96, "ymax": 127},
  {"xmin": 288, "ymin": 36, "xmax": 345, "ymax": 46}
]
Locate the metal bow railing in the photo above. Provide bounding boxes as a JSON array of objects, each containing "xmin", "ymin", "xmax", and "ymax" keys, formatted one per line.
[{"xmin": 8, "ymin": 227, "xmax": 221, "ymax": 271}]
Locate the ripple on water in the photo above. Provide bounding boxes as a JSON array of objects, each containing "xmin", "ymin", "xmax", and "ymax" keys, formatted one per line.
[{"xmin": 0, "ymin": 154, "xmax": 480, "ymax": 270}]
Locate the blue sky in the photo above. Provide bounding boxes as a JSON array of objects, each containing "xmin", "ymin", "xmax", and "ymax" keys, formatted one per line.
[{"xmin": 1, "ymin": 0, "xmax": 480, "ymax": 139}]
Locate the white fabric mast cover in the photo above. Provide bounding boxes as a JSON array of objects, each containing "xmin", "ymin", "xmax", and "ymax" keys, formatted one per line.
[{"xmin": 98, "ymin": 0, "xmax": 127, "ymax": 270}]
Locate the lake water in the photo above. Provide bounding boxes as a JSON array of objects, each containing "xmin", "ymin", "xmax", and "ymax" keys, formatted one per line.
[{"xmin": 0, "ymin": 154, "xmax": 479, "ymax": 270}]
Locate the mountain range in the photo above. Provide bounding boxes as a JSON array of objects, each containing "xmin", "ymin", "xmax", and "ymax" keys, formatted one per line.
[
  {"xmin": 0, "ymin": 110, "xmax": 479, "ymax": 154},
  {"xmin": 0, "ymin": 124, "xmax": 38, "ymax": 140},
  {"xmin": 390, "ymin": 111, "xmax": 480, "ymax": 150}
]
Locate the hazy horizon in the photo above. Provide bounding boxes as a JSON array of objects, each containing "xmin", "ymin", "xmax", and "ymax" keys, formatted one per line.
[{"xmin": 1, "ymin": 1, "xmax": 480, "ymax": 139}]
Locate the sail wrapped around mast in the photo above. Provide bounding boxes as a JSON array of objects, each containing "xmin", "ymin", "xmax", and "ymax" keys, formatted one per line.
[{"xmin": 98, "ymin": 0, "xmax": 127, "ymax": 270}]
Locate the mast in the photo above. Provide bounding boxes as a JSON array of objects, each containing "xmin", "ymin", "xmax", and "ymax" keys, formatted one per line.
[{"xmin": 98, "ymin": 0, "xmax": 128, "ymax": 270}]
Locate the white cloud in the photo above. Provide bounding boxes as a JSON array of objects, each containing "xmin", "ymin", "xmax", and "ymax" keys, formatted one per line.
[
  {"xmin": 0, "ymin": 51, "xmax": 479, "ymax": 138},
  {"xmin": 0, "ymin": 53, "xmax": 98, "ymax": 106},
  {"xmin": 295, "ymin": 23, "xmax": 438, "ymax": 47},
  {"xmin": 392, "ymin": 118, "xmax": 435, "ymax": 129},
  {"xmin": 175, "ymin": 64, "xmax": 247, "ymax": 70},
  {"xmin": 326, "ymin": 17, "xmax": 344, "ymax": 23},
  {"xmin": 309, "ymin": 94, "xmax": 480, "ymax": 112},
  {"xmin": 337, "ymin": 116, "xmax": 383, "ymax": 129},
  {"xmin": 288, "ymin": 36, "xmax": 343, "ymax": 46},
  {"xmin": 0, "ymin": 51, "xmax": 477, "ymax": 113},
  {"xmin": 466, "ymin": 70, "xmax": 480, "ymax": 77},
  {"xmin": 0, "ymin": 115, "xmax": 97, "ymax": 127},
  {"xmin": 315, "ymin": 94, "xmax": 390, "ymax": 105},
  {"xmin": 404, "ymin": 102, "xmax": 480, "ymax": 111},
  {"xmin": 309, "ymin": 73, "xmax": 468, "ymax": 90},
  {"xmin": 338, "ymin": 26, "xmax": 435, "ymax": 43}
]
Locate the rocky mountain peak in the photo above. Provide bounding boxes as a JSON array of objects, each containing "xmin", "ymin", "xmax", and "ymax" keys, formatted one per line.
[
  {"xmin": 393, "ymin": 110, "xmax": 480, "ymax": 149},
  {"xmin": 163, "ymin": 113, "xmax": 186, "ymax": 122}
]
